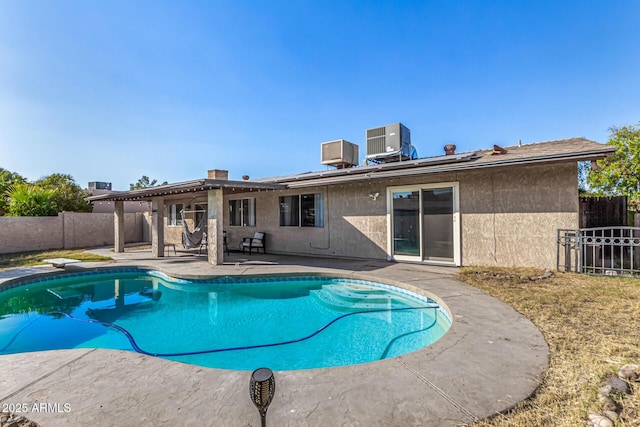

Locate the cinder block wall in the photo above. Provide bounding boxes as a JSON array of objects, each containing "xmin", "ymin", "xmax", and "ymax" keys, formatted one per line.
[
  {"xmin": 0, "ymin": 212, "xmax": 147, "ymax": 254},
  {"xmin": 0, "ymin": 216, "xmax": 63, "ymax": 253},
  {"xmin": 62, "ymin": 213, "xmax": 115, "ymax": 249}
]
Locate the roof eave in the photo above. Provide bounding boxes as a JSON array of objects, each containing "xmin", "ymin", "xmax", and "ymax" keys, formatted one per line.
[
  {"xmin": 86, "ymin": 179, "xmax": 287, "ymax": 202},
  {"xmin": 257, "ymin": 152, "xmax": 479, "ymax": 185},
  {"xmin": 281, "ymin": 148, "xmax": 616, "ymax": 188}
]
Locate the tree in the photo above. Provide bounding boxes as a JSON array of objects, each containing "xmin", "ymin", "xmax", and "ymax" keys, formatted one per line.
[
  {"xmin": 2, "ymin": 172, "xmax": 93, "ymax": 216},
  {"xmin": 0, "ymin": 168, "xmax": 27, "ymax": 215},
  {"xmin": 35, "ymin": 173, "xmax": 93, "ymax": 213},
  {"xmin": 588, "ymin": 122, "xmax": 640, "ymax": 210},
  {"xmin": 130, "ymin": 175, "xmax": 168, "ymax": 190},
  {"xmin": 577, "ymin": 161, "xmax": 590, "ymax": 194},
  {"xmin": 6, "ymin": 183, "xmax": 58, "ymax": 216}
]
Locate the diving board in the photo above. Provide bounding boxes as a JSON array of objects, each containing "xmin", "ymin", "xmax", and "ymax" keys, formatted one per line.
[{"xmin": 42, "ymin": 258, "xmax": 82, "ymax": 268}]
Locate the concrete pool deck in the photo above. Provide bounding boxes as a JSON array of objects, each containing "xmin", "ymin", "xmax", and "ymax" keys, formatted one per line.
[{"xmin": 0, "ymin": 249, "xmax": 549, "ymax": 426}]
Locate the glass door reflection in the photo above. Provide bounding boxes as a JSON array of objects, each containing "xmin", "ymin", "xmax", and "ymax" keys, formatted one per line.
[
  {"xmin": 422, "ymin": 188, "xmax": 454, "ymax": 262},
  {"xmin": 392, "ymin": 191, "xmax": 420, "ymax": 257}
]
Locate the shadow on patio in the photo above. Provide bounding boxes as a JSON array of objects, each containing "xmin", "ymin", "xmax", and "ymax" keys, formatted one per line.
[{"xmin": 102, "ymin": 244, "xmax": 459, "ymax": 277}]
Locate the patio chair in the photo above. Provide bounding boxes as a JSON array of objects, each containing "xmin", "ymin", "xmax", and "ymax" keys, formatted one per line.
[
  {"xmin": 198, "ymin": 232, "xmax": 207, "ymax": 255},
  {"xmin": 223, "ymin": 230, "xmax": 230, "ymax": 256},
  {"xmin": 242, "ymin": 232, "xmax": 266, "ymax": 255},
  {"xmin": 198, "ymin": 231, "xmax": 230, "ymax": 256}
]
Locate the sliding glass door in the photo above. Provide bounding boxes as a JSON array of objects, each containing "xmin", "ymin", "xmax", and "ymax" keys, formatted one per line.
[
  {"xmin": 388, "ymin": 183, "xmax": 459, "ymax": 265},
  {"xmin": 392, "ymin": 191, "xmax": 420, "ymax": 256},
  {"xmin": 422, "ymin": 187, "xmax": 454, "ymax": 262}
]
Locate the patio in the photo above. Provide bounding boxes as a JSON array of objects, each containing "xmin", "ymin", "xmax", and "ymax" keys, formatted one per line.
[{"xmin": 0, "ymin": 249, "xmax": 548, "ymax": 426}]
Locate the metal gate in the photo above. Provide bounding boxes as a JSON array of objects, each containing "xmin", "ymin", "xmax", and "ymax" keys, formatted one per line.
[{"xmin": 557, "ymin": 227, "xmax": 640, "ymax": 275}]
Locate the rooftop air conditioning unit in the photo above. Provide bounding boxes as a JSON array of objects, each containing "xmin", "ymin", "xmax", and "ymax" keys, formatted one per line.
[
  {"xmin": 321, "ymin": 139, "xmax": 359, "ymax": 168},
  {"xmin": 88, "ymin": 181, "xmax": 112, "ymax": 191},
  {"xmin": 365, "ymin": 123, "xmax": 413, "ymax": 164}
]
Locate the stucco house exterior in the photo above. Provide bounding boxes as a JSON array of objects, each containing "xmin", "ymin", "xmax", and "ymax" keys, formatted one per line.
[{"xmin": 88, "ymin": 137, "xmax": 614, "ymax": 270}]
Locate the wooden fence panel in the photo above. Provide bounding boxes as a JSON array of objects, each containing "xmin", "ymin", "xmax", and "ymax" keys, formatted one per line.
[{"xmin": 579, "ymin": 196, "xmax": 627, "ymax": 228}]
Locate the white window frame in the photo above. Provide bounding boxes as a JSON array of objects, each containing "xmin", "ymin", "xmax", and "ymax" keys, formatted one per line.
[
  {"xmin": 167, "ymin": 203, "xmax": 184, "ymax": 226},
  {"xmin": 229, "ymin": 198, "xmax": 256, "ymax": 227},
  {"xmin": 279, "ymin": 193, "xmax": 324, "ymax": 228}
]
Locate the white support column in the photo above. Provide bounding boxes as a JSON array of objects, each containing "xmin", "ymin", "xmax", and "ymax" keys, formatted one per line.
[
  {"xmin": 114, "ymin": 201, "xmax": 125, "ymax": 253},
  {"xmin": 151, "ymin": 197, "xmax": 165, "ymax": 258},
  {"xmin": 207, "ymin": 189, "xmax": 224, "ymax": 266}
]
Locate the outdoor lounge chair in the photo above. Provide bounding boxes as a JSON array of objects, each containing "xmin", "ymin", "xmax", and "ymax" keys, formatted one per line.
[
  {"xmin": 197, "ymin": 231, "xmax": 230, "ymax": 256},
  {"xmin": 242, "ymin": 232, "xmax": 266, "ymax": 255}
]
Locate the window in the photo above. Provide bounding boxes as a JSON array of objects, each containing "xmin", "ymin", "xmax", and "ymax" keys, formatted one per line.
[
  {"xmin": 279, "ymin": 195, "xmax": 299, "ymax": 226},
  {"xmin": 168, "ymin": 204, "xmax": 184, "ymax": 226},
  {"xmin": 279, "ymin": 193, "xmax": 323, "ymax": 227},
  {"xmin": 229, "ymin": 198, "xmax": 256, "ymax": 227}
]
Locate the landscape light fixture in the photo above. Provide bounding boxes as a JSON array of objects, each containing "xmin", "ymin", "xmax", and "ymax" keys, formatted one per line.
[{"xmin": 249, "ymin": 367, "xmax": 275, "ymax": 427}]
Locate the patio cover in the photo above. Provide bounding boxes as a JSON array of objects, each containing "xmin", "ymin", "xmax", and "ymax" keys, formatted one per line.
[
  {"xmin": 86, "ymin": 179, "xmax": 286, "ymax": 267},
  {"xmin": 86, "ymin": 179, "xmax": 287, "ymax": 203}
]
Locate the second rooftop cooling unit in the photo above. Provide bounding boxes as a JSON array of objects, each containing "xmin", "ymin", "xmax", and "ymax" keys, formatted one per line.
[
  {"xmin": 88, "ymin": 181, "xmax": 112, "ymax": 191},
  {"xmin": 321, "ymin": 139, "xmax": 359, "ymax": 168},
  {"xmin": 365, "ymin": 123, "xmax": 413, "ymax": 164}
]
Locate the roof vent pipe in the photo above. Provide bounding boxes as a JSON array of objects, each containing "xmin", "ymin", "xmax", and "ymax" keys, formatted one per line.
[{"xmin": 444, "ymin": 144, "xmax": 456, "ymax": 155}]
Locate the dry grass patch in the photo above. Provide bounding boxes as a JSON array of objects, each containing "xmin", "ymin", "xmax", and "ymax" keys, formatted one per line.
[
  {"xmin": 0, "ymin": 249, "xmax": 112, "ymax": 269},
  {"xmin": 459, "ymin": 267, "xmax": 640, "ymax": 427}
]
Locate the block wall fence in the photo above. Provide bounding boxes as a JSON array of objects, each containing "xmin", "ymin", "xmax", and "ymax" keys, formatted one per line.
[{"xmin": 0, "ymin": 212, "xmax": 149, "ymax": 254}]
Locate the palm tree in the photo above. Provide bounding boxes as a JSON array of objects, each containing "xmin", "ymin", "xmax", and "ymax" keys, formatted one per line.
[
  {"xmin": 0, "ymin": 168, "xmax": 27, "ymax": 215},
  {"xmin": 6, "ymin": 183, "xmax": 58, "ymax": 216}
]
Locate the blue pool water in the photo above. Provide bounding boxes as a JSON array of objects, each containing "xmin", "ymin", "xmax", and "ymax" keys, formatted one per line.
[{"xmin": 0, "ymin": 270, "xmax": 451, "ymax": 371}]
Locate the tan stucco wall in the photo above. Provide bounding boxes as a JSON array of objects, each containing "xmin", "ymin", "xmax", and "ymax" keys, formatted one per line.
[
  {"xmin": 160, "ymin": 162, "xmax": 578, "ymax": 269},
  {"xmin": 0, "ymin": 212, "xmax": 147, "ymax": 254},
  {"xmin": 367, "ymin": 163, "xmax": 578, "ymax": 268},
  {"xmin": 164, "ymin": 224, "xmax": 184, "ymax": 245},
  {"xmin": 459, "ymin": 163, "xmax": 579, "ymax": 269},
  {"xmin": 223, "ymin": 183, "xmax": 388, "ymax": 259}
]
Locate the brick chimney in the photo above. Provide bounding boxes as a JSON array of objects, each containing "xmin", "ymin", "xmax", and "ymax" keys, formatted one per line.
[{"xmin": 207, "ymin": 169, "xmax": 229, "ymax": 180}]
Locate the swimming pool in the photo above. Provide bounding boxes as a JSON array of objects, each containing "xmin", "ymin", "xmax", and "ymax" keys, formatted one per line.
[{"xmin": 0, "ymin": 269, "xmax": 451, "ymax": 371}]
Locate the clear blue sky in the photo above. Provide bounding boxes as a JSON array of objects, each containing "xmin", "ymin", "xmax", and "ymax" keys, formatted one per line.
[{"xmin": 1, "ymin": 1, "xmax": 639, "ymax": 190}]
